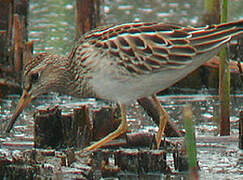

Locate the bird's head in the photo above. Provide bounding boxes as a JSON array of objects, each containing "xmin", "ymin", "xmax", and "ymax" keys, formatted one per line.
[{"xmin": 6, "ymin": 53, "xmax": 70, "ymax": 132}]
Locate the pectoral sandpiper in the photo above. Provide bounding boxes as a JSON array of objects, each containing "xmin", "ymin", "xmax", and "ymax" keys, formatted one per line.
[{"xmin": 6, "ymin": 20, "xmax": 243, "ymax": 151}]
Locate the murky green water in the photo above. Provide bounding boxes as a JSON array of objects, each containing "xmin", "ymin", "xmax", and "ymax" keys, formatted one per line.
[
  {"xmin": 29, "ymin": 0, "xmax": 243, "ymax": 55},
  {"xmin": 0, "ymin": 94, "xmax": 242, "ymax": 179},
  {"xmin": 1, "ymin": 0, "xmax": 243, "ymax": 179}
]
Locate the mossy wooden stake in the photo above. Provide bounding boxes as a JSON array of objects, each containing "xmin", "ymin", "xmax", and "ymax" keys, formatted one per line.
[
  {"xmin": 183, "ymin": 105, "xmax": 198, "ymax": 180},
  {"xmin": 219, "ymin": 0, "xmax": 230, "ymax": 136}
]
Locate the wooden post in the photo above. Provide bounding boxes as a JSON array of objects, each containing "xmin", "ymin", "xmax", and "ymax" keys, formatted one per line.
[
  {"xmin": 0, "ymin": 0, "xmax": 11, "ymax": 66},
  {"xmin": 34, "ymin": 104, "xmax": 124, "ymax": 149},
  {"xmin": 202, "ymin": 0, "xmax": 220, "ymax": 25},
  {"xmin": 219, "ymin": 0, "xmax": 230, "ymax": 136},
  {"xmin": 23, "ymin": 41, "xmax": 33, "ymax": 66},
  {"xmin": 75, "ymin": 0, "xmax": 100, "ymax": 39},
  {"xmin": 202, "ymin": 0, "xmax": 221, "ymax": 89},
  {"xmin": 0, "ymin": 0, "xmax": 29, "ymax": 95},
  {"xmin": 203, "ymin": 0, "xmax": 231, "ymax": 136},
  {"xmin": 34, "ymin": 106, "xmax": 63, "ymax": 148},
  {"xmin": 13, "ymin": 14, "xmax": 23, "ymax": 73}
]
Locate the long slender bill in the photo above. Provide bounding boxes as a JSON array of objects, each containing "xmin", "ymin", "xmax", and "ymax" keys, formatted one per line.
[{"xmin": 5, "ymin": 90, "xmax": 32, "ymax": 133}]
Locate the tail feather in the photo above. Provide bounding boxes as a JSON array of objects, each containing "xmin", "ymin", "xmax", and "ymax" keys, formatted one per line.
[{"xmin": 190, "ymin": 20, "xmax": 243, "ymax": 54}]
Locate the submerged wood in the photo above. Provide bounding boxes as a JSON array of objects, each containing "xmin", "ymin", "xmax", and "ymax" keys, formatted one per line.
[
  {"xmin": 138, "ymin": 97, "xmax": 183, "ymax": 137},
  {"xmin": 93, "ymin": 148, "xmax": 169, "ymax": 176},
  {"xmin": 126, "ymin": 132, "xmax": 155, "ymax": 148},
  {"xmin": 0, "ymin": 148, "xmax": 93, "ymax": 179},
  {"xmin": 0, "ymin": 146, "xmax": 171, "ymax": 179},
  {"xmin": 173, "ymin": 147, "xmax": 188, "ymax": 172},
  {"xmin": 239, "ymin": 111, "xmax": 243, "ymax": 149}
]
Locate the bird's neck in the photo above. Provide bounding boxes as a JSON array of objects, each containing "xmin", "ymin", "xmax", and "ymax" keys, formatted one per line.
[{"xmin": 59, "ymin": 55, "xmax": 96, "ymax": 98}]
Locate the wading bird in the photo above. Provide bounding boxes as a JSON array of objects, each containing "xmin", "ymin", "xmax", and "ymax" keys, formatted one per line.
[{"xmin": 6, "ymin": 20, "xmax": 243, "ymax": 151}]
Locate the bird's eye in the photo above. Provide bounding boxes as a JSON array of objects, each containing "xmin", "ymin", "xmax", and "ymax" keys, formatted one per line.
[{"xmin": 30, "ymin": 73, "xmax": 39, "ymax": 83}]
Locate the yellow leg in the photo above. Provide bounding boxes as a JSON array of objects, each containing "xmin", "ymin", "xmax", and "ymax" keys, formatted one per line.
[
  {"xmin": 84, "ymin": 103, "xmax": 128, "ymax": 152},
  {"xmin": 152, "ymin": 94, "xmax": 169, "ymax": 149}
]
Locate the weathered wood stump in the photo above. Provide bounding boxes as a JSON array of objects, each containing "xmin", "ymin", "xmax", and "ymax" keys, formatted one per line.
[
  {"xmin": 34, "ymin": 106, "xmax": 63, "ymax": 148},
  {"xmin": 0, "ymin": 148, "xmax": 93, "ymax": 179},
  {"xmin": 116, "ymin": 148, "xmax": 168, "ymax": 173},
  {"xmin": 10, "ymin": 103, "xmax": 185, "ymax": 179},
  {"xmin": 34, "ymin": 104, "xmax": 121, "ymax": 149},
  {"xmin": 33, "ymin": 103, "xmax": 182, "ymax": 149},
  {"xmin": 173, "ymin": 147, "xmax": 189, "ymax": 172},
  {"xmin": 92, "ymin": 148, "xmax": 170, "ymax": 178}
]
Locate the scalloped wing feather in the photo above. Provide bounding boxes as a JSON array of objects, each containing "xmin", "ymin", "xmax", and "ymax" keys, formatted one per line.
[{"xmin": 72, "ymin": 20, "xmax": 242, "ymax": 75}]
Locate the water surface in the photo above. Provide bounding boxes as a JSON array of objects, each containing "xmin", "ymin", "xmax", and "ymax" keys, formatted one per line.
[{"xmin": 0, "ymin": 94, "xmax": 242, "ymax": 179}]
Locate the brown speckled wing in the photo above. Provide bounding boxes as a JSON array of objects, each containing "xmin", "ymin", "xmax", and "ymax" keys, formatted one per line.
[{"xmin": 75, "ymin": 20, "xmax": 243, "ymax": 74}]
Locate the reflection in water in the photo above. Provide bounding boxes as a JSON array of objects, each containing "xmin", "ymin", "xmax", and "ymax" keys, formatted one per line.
[
  {"xmin": 29, "ymin": 0, "xmax": 75, "ymax": 55},
  {"xmin": 29, "ymin": 0, "xmax": 243, "ymax": 55}
]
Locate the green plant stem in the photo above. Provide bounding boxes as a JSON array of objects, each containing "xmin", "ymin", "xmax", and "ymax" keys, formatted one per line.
[
  {"xmin": 219, "ymin": 0, "xmax": 230, "ymax": 136},
  {"xmin": 184, "ymin": 105, "xmax": 198, "ymax": 179}
]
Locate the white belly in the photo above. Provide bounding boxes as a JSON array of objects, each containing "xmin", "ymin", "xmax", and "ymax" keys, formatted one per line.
[{"xmin": 89, "ymin": 49, "xmax": 220, "ymax": 104}]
